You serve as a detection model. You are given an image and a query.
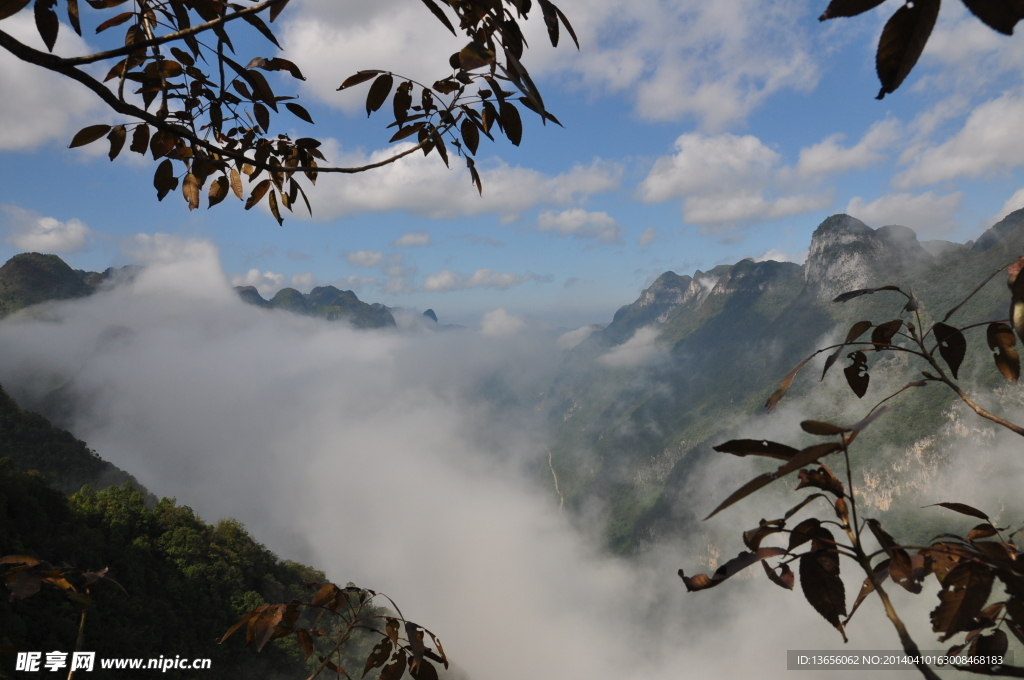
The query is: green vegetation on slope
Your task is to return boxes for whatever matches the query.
[0,384,146,497]
[239,285,397,328]
[0,253,91,319]
[0,462,319,679]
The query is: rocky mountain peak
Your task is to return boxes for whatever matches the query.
[805,214,932,300]
[633,271,692,312]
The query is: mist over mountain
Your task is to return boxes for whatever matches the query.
[546,210,1024,552]
[0,213,1022,679]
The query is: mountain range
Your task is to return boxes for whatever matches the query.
[545,210,1024,552]
[0,251,402,329]
[2,210,1023,557]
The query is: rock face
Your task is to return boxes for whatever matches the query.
[238,284,397,328]
[598,260,804,348]
[804,215,933,301]
[602,272,692,345]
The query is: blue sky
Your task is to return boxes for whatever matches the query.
[2,0,1024,326]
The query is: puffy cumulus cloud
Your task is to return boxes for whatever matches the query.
[306,141,621,221]
[637,227,657,247]
[291,272,317,290]
[280,0,816,130]
[895,92,1024,188]
[536,209,622,243]
[796,120,900,178]
[393,231,432,247]
[229,268,286,294]
[1,205,91,253]
[641,133,779,201]
[845,191,963,238]
[639,133,830,230]
[0,14,102,150]
[346,250,384,267]
[423,269,544,293]
[480,307,525,336]
[598,326,666,368]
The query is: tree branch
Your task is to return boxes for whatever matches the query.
[944,380,1024,436]
[0,27,428,176]
[61,0,286,66]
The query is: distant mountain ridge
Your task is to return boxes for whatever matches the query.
[0,252,398,329]
[547,209,1024,553]
[0,252,139,319]
[235,284,396,328]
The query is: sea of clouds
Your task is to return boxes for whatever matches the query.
[1,235,1020,679]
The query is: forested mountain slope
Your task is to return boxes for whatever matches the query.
[0,385,324,679]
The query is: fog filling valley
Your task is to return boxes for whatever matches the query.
[2,236,1023,679]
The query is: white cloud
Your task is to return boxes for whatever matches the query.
[637,227,657,247]
[639,133,830,230]
[609,0,818,128]
[992,188,1024,224]
[895,92,1024,188]
[119,234,232,301]
[480,308,525,336]
[423,269,543,292]
[230,268,286,294]
[598,326,665,368]
[681,192,830,226]
[641,133,779,201]
[537,209,622,243]
[796,120,900,178]
[347,250,384,267]
[307,141,621,221]
[2,205,91,253]
[845,191,963,238]
[0,14,103,150]
[281,0,817,131]
[393,231,432,247]
[914,2,1024,96]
